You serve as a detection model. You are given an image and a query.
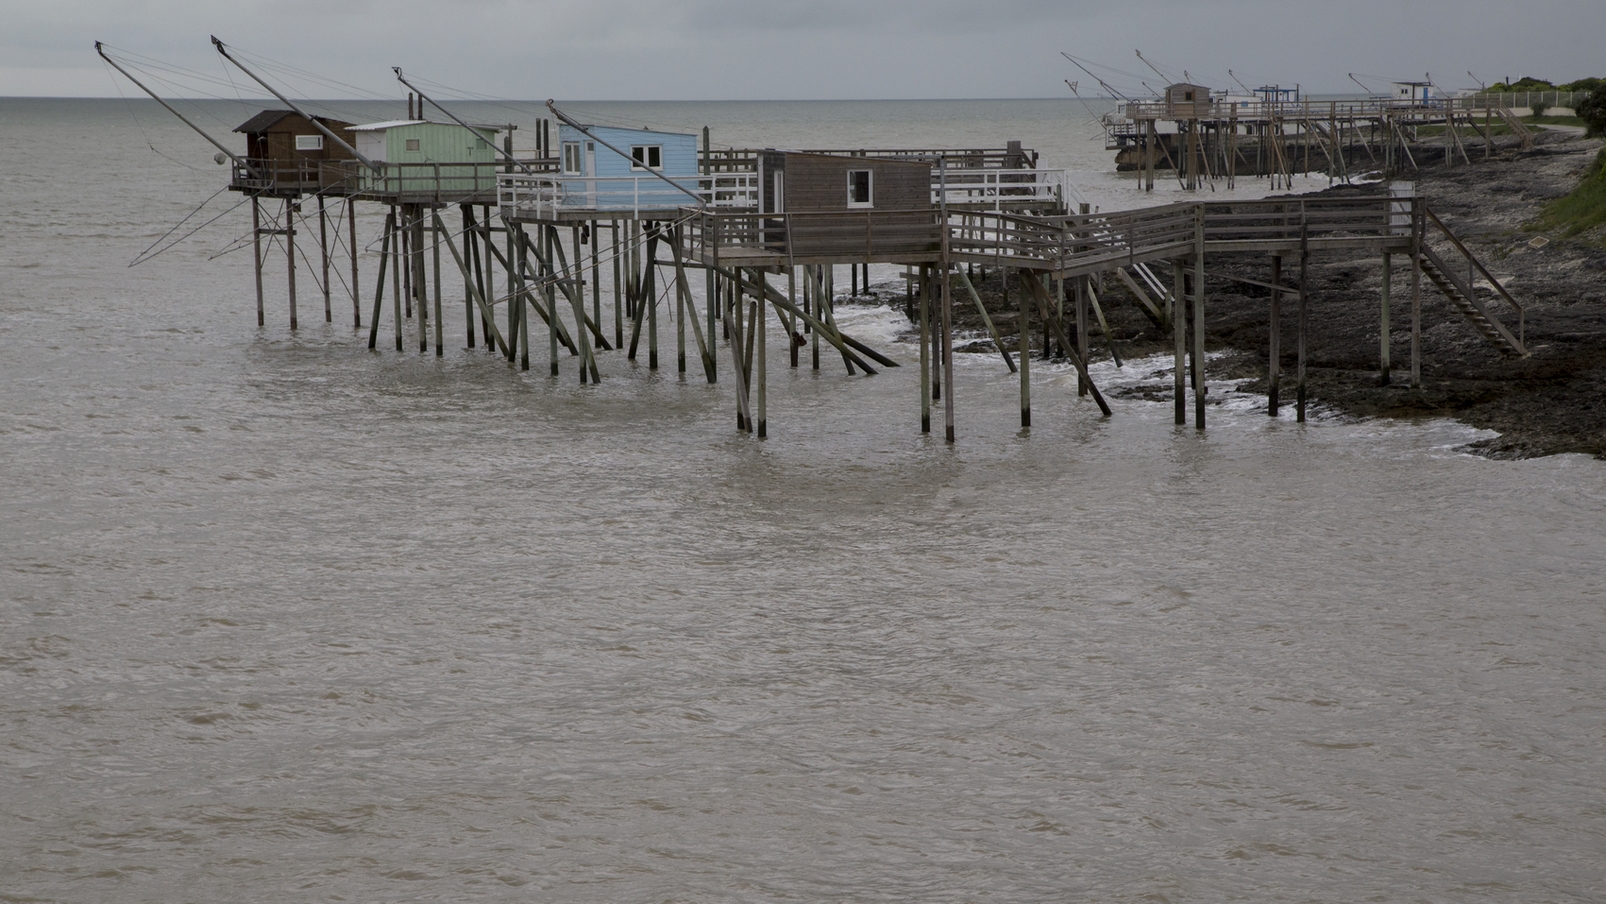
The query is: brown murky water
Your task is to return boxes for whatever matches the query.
[3,98,1604,902]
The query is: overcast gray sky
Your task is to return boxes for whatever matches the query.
[6,0,1600,100]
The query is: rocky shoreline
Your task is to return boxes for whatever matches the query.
[872,129,1606,459]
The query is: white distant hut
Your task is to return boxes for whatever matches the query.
[1392,81,1434,104]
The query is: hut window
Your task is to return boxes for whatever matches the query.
[631,145,662,171]
[1183,90,1194,102]
[405,138,421,152]
[295,134,323,151]
[563,141,582,174]
[847,169,873,208]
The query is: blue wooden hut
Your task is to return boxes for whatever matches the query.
[556,124,701,212]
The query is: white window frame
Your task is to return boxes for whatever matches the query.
[563,141,583,174]
[294,134,323,151]
[847,169,874,208]
[630,144,663,171]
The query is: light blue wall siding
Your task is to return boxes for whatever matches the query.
[556,124,700,210]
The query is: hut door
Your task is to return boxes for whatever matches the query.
[772,171,784,213]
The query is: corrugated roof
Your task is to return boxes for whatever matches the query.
[351,119,427,131]
[351,120,501,132]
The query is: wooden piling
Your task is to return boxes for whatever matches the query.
[461,206,476,347]
[1018,263,1030,428]
[647,230,659,371]
[1297,222,1309,422]
[1173,260,1186,426]
[347,199,360,329]
[416,211,428,354]
[756,270,767,437]
[614,221,625,349]
[920,266,931,433]
[1411,203,1422,388]
[432,213,442,357]
[318,195,331,323]
[1269,254,1281,415]
[251,196,264,327]
[390,207,402,352]
[1379,251,1391,385]
[1075,275,1089,395]
[1192,205,1206,430]
[286,202,298,331]
[367,211,390,349]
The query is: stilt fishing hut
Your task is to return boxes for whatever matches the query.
[231,109,357,195]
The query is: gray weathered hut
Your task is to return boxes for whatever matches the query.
[754,151,936,260]
[1163,83,1212,119]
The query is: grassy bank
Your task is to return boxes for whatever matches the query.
[1534,147,1606,244]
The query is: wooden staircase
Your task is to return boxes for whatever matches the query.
[1418,207,1526,357]
[1495,107,1536,149]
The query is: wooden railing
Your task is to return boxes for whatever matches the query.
[684,208,944,262]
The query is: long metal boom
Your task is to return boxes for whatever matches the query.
[95,41,261,179]
[210,36,379,173]
[544,100,703,205]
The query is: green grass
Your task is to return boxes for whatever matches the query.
[1416,115,1586,139]
[1534,148,1606,244]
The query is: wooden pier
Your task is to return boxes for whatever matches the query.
[101,40,1531,444]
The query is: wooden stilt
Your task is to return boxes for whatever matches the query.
[1173,260,1186,425]
[1297,221,1310,422]
[1075,275,1089,395]
[286,201,298,331]
[941,261,955,444]
[251,196,265,327]
[920,267,931,433]
[614,221,625,349]
[416,212,428,354]
[788,267,799,368]
[391,206,402,352]
[431,211,508,356]
[1411,204,1422,388]
[461,206,476,348]
[1269,254,1281,415]
[1379,251,1391,385]
[347,199,360,329]
[482,205,495,350]
[647,229,659,371]
[432,212,442,357]
[368,211,391,349]
[1018,264,1030,427]
[590,224,601,354]
[810,265,820,370]
[319,195,331,323]
[756,270,767,438]
[1193,210,1206,430]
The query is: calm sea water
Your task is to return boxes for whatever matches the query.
[2,97,1604,903]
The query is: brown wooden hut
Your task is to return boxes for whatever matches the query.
[755,151,936,260]
[232,109,357,194]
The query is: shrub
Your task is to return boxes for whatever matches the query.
[1580,85,1606,138]
[1530,98,1550,117]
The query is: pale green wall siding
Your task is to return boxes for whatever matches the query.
[359,123,499,194]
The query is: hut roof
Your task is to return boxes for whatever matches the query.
[233,109,353,134]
